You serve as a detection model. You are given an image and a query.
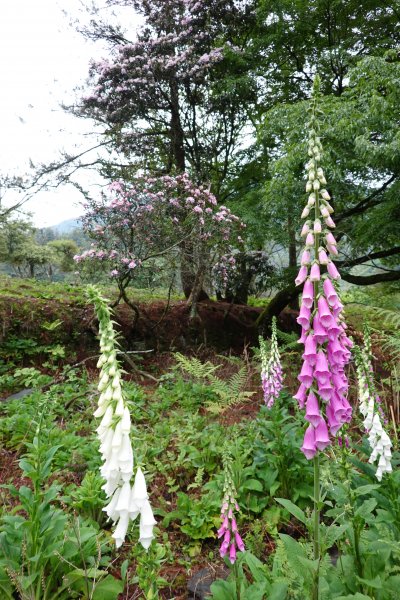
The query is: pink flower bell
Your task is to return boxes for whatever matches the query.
[301,222,310,237]
[294,383,307,408]
[301,249,311,266]
[298,360,314,388]
[326,232,337,246]
[297,304,311,329]
[314,350,330,385]
[235,532,245,552]
[315,418,330,450]
[305,392,321,427]
[318,248,329,264]
[310,263,320,282]
[302,279,314,309]
[295,265,308,286]
[312,314,328,344]
[324,216,336,228]
[323,278,338,306]
[229,543,237,564]
[326,403,342,435]
[327,261,340,280]
[301,425,317,460]
[313,219,322,233]
[305,232,315,246]
[317,296,333,328]
[318,380,333,401]
[303,333,318,365]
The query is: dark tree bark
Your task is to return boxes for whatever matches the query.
[256,282,302,332]
[341,271,400,285]
[169,78,186,173]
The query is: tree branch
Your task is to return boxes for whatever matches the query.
[335,246,400,269]
[341,270,400,285]
[335,175,396,223]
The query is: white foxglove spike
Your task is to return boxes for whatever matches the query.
[87,286,155,550]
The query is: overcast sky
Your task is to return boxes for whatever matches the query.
[0,0,139,228]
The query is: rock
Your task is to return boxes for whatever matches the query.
[188,567,229,600]
[3,388,35,402]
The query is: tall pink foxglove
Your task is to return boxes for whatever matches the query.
[294,86,353,459]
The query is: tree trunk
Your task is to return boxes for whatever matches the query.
[169,78,209,302]
[170,78,185,173]
[188,259,208,319]
[256,283,302,333]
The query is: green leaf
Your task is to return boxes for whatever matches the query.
[355,498,377,520]
[356,575,382,590]
[323,523,349,548]
[269,581,289,600]
[354,484,380,496]
[92,575,124,600]
[335,594,373,600]
[275,498,308,525]
[242,582,269,600]
[243,479,263,492]
[120,559,129,581]
[210,579,238,600]
[240,552,268,582]
[21,572,38,590]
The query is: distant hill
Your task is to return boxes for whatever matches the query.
[51,218,82,233]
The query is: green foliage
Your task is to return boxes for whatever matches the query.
[0,427,121,599]
[210,551,288,600]
[174,352,254,413]
[126,542,170,599]
[162,491,220,542]
[66,472,107,525]
[253,400,313,504]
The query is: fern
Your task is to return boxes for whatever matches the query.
[275,328,299,351]
[371,307,400,329]
[174,352,220,379]
[187,467,204,490]
[381,330,400,362]
[174,353,254,414]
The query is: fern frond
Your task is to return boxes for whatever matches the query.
[174,352,220,379]
[371,307,400,329]
[174,353,254,414]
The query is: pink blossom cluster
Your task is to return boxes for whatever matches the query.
[217,450,245,564]
[294,124,353,460]
[82,1,234,114]
[74,173,244,284]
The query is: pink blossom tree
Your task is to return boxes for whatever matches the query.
[76,0,256,297]
[74,173,244,318]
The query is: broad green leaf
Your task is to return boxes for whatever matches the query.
[92,575,124,600]
[243,479,263,492]
[275,498,308,525]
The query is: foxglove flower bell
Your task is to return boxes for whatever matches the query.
[294,112,352,459]
[87,286,156,548]
[259,317,283,408]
